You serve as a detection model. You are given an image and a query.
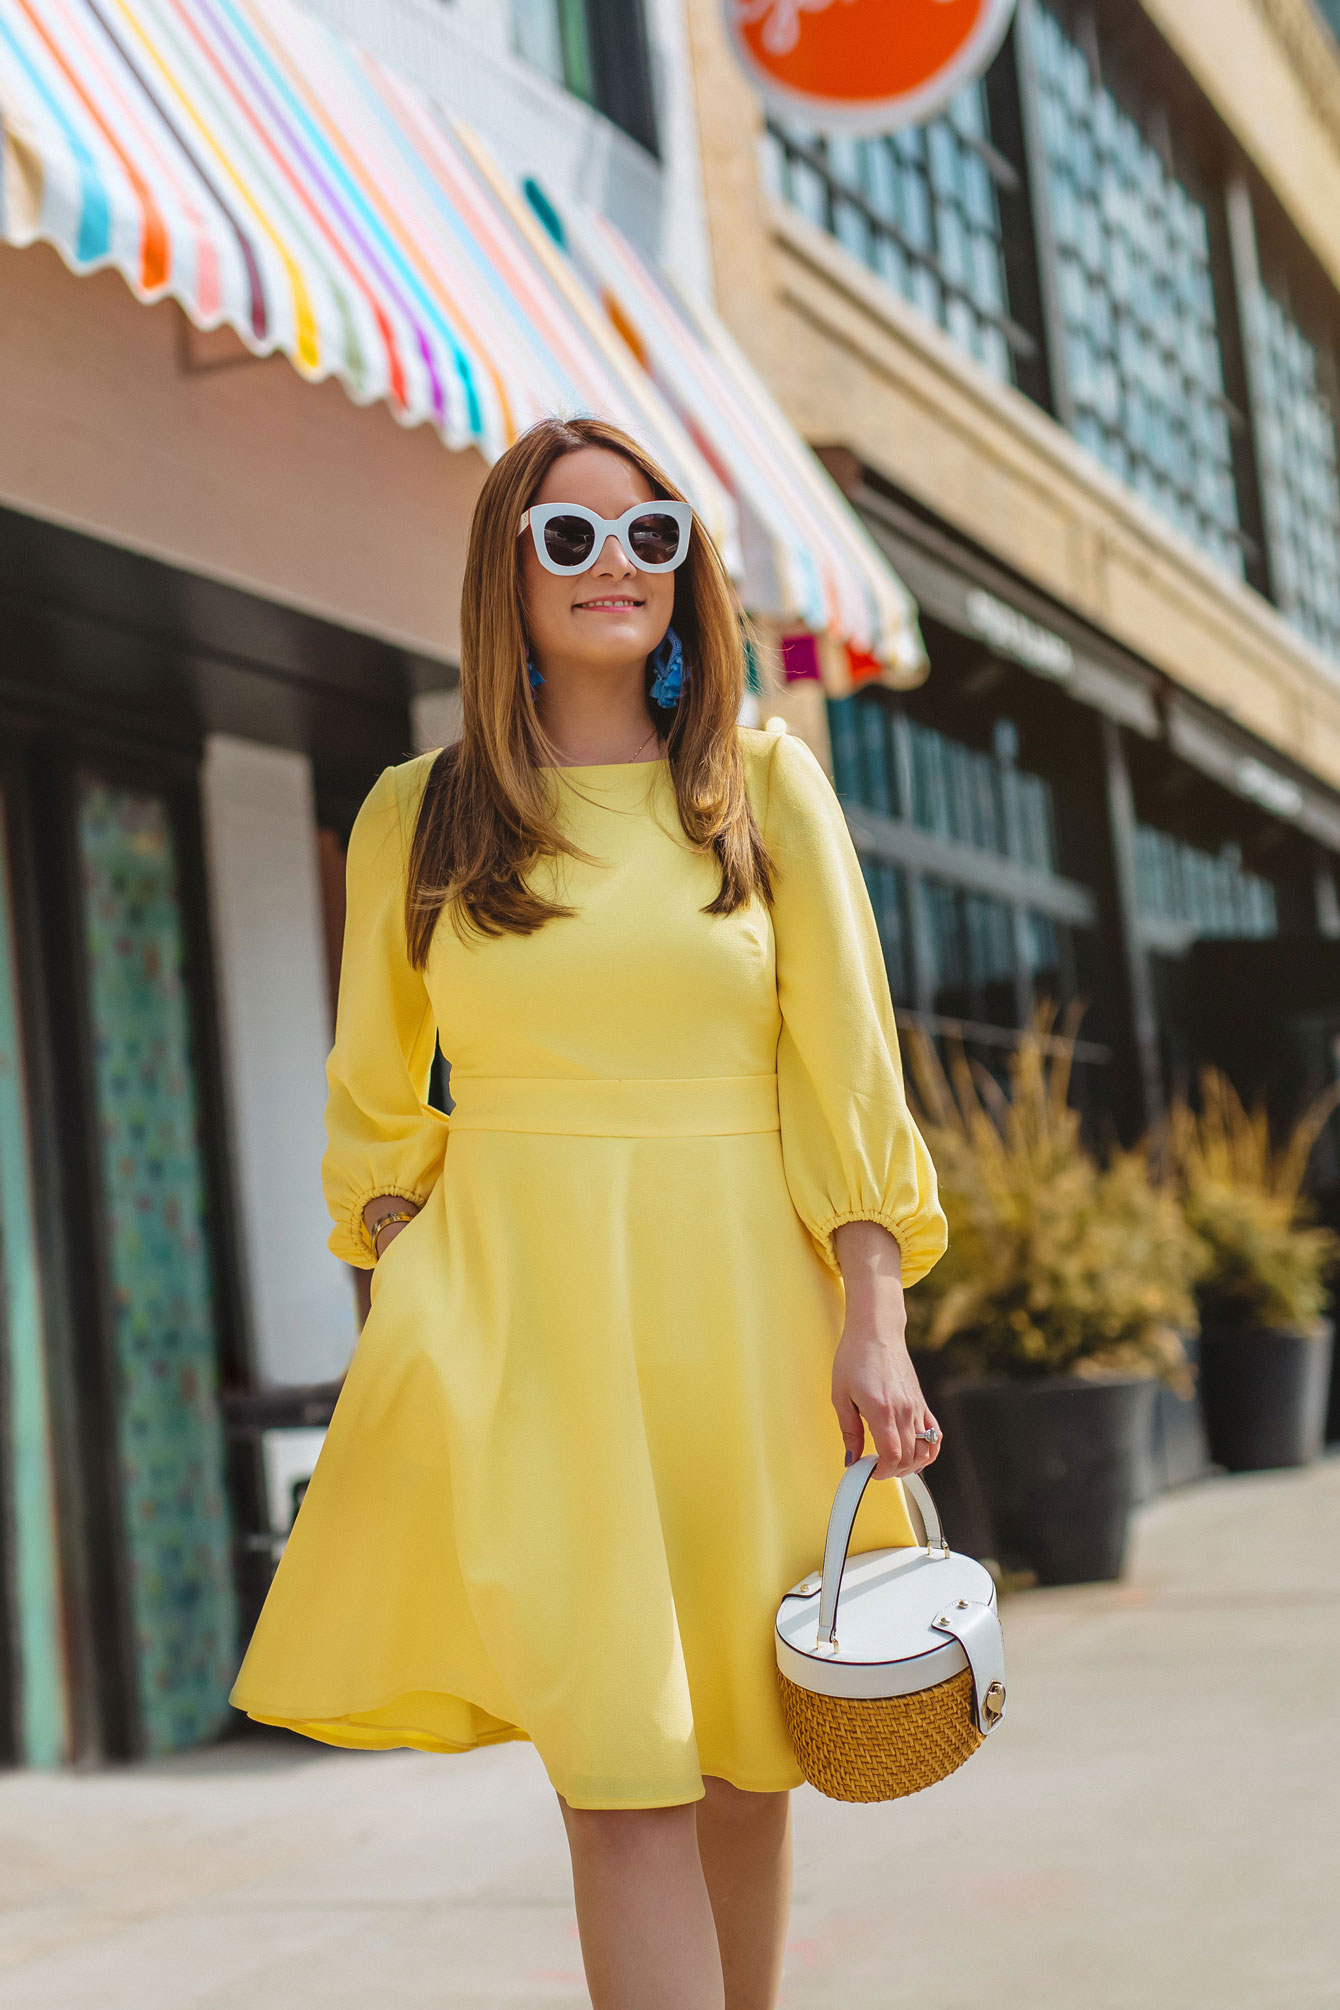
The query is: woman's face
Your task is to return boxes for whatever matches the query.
[520,447,677,677]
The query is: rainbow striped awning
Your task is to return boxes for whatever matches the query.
[0,0,735,537]
[0,0,923,673]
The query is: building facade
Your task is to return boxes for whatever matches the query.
[688,0,1340,1150]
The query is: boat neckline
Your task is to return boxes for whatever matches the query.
[540,756,669,774]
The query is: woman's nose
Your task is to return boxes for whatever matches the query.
[591,534,635,576]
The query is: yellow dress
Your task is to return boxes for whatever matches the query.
[230,728,946,1808]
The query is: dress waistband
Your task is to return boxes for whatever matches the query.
[447,1073,780,1138]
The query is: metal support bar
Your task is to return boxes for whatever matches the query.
[1224,174,1279,607]
[1013,0,1076,431]
[895,1006,1112,1067]
[1098,716,1163,1132]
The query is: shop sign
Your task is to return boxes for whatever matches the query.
[727,0,1019,134]
[964,587,1075,682]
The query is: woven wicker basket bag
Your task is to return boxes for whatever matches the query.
[775,1454,1006,1803]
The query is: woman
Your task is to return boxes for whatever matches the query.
[231,416,947,2010]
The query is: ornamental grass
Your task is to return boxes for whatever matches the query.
[1165,1070,1339,1336]
[905,1013,1200,1387]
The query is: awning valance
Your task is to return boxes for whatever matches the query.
[0,0,922,674]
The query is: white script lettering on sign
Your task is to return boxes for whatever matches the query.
[726,0,1018,134]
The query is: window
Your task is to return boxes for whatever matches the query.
[1029,6,1244,577]
[829,697,1061,874]
[513,0,592,98]
[922,880,1019,1022]
[764,83,1026,386]
[1248,280,1340,664]
[860,857,914,1004]
[829,694,1089,1033]
[512,0,658,155]
[1133,824,1277,939]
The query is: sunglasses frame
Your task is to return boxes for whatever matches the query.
[518,500,694,576]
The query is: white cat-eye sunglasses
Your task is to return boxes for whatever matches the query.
[518,501,694,576]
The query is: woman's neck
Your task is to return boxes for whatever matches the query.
[534,664,663,767]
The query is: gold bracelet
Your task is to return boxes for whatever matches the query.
[367,1209,416,1257]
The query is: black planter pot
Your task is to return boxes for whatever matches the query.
[1197,1323,1334,1472]
[951,1375,1158,1586]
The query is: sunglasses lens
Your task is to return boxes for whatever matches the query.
[629,513,684,566]
[542,515,596,568]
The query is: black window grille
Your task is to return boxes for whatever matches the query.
[763,83,1031,387]
[1030,5,1245,576]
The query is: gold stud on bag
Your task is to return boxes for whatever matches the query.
[775,1455,1006,1802]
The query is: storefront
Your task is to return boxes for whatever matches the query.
[818,464,1340,1159]
[0,0,925,1762]
[0,506,423,1766]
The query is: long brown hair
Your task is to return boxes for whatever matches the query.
[405,417,773,965]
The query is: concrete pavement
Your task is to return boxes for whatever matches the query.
[3,1459,1337,2010]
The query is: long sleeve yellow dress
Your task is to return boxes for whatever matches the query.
[229,727,946,1808]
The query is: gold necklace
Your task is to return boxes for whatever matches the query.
[550,721,660,768]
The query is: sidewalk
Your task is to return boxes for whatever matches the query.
[2,1460,1337,2010]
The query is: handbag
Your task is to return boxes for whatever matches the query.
[775,1453,1006,1802]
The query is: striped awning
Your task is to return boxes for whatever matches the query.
[0,0,922,673]
[568,206,926,685]
[0,0,736,547]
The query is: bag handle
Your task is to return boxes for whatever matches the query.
[816,1454,949,1647]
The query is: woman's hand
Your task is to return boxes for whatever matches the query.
[363,1197,420,1259]
[831,1219,940,1481]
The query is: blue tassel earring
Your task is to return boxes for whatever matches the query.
[527,649,543,695]
[649,627,685,709]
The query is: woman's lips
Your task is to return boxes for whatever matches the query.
[574,596,644,611]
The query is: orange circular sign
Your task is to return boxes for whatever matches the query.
[727,0,1017,132]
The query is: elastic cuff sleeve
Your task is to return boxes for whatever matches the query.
[812,1209,913,1278]
[329,1185,433,1270]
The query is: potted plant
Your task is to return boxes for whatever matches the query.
[1168,1073,1337,1472]
[904,1023,1202,1585]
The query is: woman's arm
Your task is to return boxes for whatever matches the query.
[322,762,449,1268]
[762,733,948,1288]
[832,1219,941,1481]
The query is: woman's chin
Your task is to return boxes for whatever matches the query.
[565,627,661,667]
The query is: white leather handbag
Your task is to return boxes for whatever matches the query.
[775,1453,1006,1801]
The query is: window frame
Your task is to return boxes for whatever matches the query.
[764,63,1038,392]
[513,0,659,158]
